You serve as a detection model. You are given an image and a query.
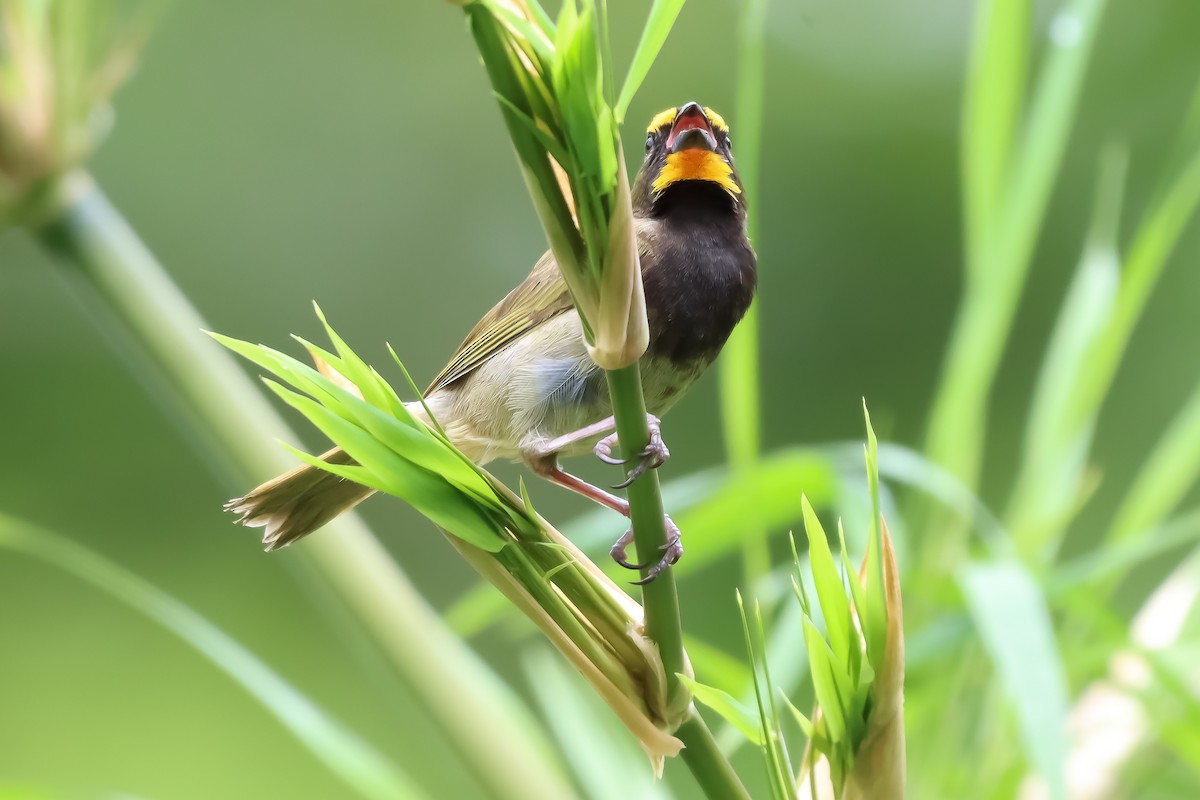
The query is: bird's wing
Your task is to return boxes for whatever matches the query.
[425,250,575,394]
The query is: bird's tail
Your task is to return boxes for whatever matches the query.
[226,446,374,549]
[228,401,434,549]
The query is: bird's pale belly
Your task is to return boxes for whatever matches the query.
[424,310,707,464]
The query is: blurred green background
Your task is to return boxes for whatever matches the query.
[2,0,1199,797]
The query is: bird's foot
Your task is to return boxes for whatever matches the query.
[594,414,669,490]
[610,515,684,585]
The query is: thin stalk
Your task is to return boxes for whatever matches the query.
[33,171,573,800]
[605,364,685,686]
[676,709,754,800]
[719,0,770,588]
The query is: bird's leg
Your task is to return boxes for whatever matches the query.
[525,451,629,516]
[607,517,683,585]
[593,414,670,489]
[523,413,682,584]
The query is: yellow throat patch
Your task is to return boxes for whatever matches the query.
[652,149,741,197]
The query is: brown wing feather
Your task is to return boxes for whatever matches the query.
[425,251,574,394]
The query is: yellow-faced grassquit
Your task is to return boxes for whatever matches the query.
[229,102,757,582]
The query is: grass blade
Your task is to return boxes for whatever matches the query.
[1007,146,1125,552]
[524,648,667,800]
[1109,381,1200,544]
[677,675,765,746]
[613,0,686,120]
[0,516,426,800]
[960,560,1069,799]
[961,0,1031,275]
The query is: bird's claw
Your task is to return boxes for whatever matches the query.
[610,515,684,585]
[594,416,669,489]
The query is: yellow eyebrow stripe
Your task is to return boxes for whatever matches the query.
[646,106,730,133]
[647,107,677,132]
[703,107,728,131]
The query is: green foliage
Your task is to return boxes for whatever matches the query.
[465,0,678,367]
[959,561,1069,798]
[925,0,1108,514]
[215,308,694,766]
[0,515,426,800]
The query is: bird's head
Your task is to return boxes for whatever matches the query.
[631,102,744,217]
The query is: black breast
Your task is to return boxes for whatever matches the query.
[639,185,758,365]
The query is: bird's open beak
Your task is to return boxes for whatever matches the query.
[666,102,717,154]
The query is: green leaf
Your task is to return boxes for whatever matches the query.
[524,648,668,800]
[800,496,854,677]
[801,615,847,745]
[677,674,765,746]
[1007,147,1125,551]
[737,591,796,800]
[861,404,889,672]
[614,0,687,121]
[961,0,1031,274]
[0,517,426,800]
[960,560,1068,799]
[266,383,506,552]
[1109,380,1200,544]
[1053,506,1200,592]
[683,635,754,696]
[781,693,815,739]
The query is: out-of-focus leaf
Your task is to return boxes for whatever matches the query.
[614,0,687,120]
[677,675,765,746]
[524,647,666,800]
[961,0,1031,273]
[960,560,1068,799]
[684,634,754,696]
[1007,147,1124,553]
[0,517,426,800]
[1053,506,1200,592]
[1109,381,1200,544]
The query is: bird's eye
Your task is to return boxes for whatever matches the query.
[645,135,653,151]
[726,136,733,149]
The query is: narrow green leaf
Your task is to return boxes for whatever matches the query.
[524,648,667,800]
[1109,380,1200,544]
[0,518,426,800]
[266,383,506,552]
[737,590,792,799]
[781,693,815,739]
[961,0,1031,273]
[677,674,765,746]
[801,616,847,744]
[614,0,687,120]
[960,560,1068,799]
[800,496,854,673]
[1008,147,1125,551]
[683,634,755,694]
[1054,506,1200,591]
[837,520,871,670]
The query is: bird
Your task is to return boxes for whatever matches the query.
[228,102,757,583]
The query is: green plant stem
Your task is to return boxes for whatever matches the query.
[677,708,753,800]
[33,170,573,800]
[720,0,770,589]
[604,366,748,795]
[605,365,685,685]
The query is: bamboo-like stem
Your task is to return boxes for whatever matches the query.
[604,365,685,688]
[720,0,770,588]
[676,709,753,800]
[33,171,573,800]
